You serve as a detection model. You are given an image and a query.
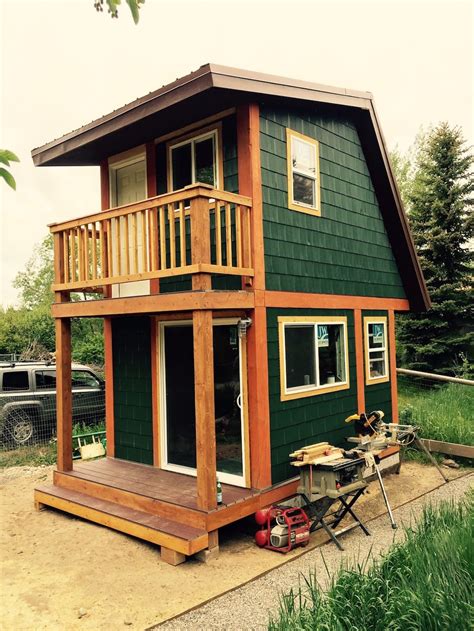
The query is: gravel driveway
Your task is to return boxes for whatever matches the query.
[157,473,473,631]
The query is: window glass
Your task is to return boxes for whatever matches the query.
[36,370,56,390]
[71,371,100,389]
[293,173,315,207]
[292,138,316,174]
[172,143,192,190]
[195,137,215,185]
[284,325,316,389]
[2,371,29,391]
[366,320,388,381]
[283,320,347,395]
[318,324,346,385]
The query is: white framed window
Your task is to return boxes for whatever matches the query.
[168,127,220,191]
[364,317,389,384]
[286,129,321,215]
[278,316,349,401]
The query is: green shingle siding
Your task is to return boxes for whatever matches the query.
[363,310,393,422]
[260,105,406,299]
[112,316,153,465]
[267,308,360,484]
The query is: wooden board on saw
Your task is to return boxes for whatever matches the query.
[289,442,344,467]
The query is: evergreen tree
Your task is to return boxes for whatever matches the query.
[395,123,474,375]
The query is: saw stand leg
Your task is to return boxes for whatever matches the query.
[374,464,397,529]
[415,438,449,483]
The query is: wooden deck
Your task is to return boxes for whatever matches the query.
[35,457,299,564]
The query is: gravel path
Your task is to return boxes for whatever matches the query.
[157,473,473,631]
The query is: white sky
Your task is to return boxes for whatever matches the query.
[1,0,472,306]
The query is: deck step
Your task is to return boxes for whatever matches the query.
[35,484,208,556]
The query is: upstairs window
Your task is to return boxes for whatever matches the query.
[286,129,321,215]
[279,317,349,400]
[364,317,389,384]
[168,129,219,191]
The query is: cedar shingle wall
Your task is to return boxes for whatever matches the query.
[260,105,406,298]
[112,316,153,465]
[267,308,359,484]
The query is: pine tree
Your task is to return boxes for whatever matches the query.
[396,123,474,376]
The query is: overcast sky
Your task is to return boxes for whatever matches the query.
[1,0,472,306]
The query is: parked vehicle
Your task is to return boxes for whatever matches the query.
[0,362,105,447]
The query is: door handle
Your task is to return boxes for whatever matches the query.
[236,393,242,409]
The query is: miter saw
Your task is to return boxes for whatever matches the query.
[345,410,448,528]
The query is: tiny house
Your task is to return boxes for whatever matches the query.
[33,65,429,565]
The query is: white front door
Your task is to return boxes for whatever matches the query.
[110,157,150,298]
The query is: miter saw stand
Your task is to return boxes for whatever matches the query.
[345,410,449,530]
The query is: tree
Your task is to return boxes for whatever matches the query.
[94,0,145,23]
[395,123,474,375]
[0,149,19,190]
[13,235,55,309]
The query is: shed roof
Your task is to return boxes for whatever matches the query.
[31,64,430,310]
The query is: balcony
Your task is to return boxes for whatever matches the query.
[50,184,254,296]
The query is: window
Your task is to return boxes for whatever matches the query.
[168,128,220,191]
[279,317,349,400]
[35,370,56,390]
[364,317,389,384]
[71,371,100,389]
[2,371,29,391]
[286,129,321,215]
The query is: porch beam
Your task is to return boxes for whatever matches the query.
[193,310,217,511]
[55,317,73,471]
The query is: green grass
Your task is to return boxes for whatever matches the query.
[0,421,106,468]
[269,491,474,631]
[398,381,474,446]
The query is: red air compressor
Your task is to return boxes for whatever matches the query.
[254,505,310,553]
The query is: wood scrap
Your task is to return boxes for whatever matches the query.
[290,442,344,467]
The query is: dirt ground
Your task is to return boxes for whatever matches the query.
[0,461,469,631]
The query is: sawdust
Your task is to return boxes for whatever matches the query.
[0,461,469,631]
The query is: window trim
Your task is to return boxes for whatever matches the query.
[364,316,390,385]
[166,123,224,192]
[286,128,321,216]
[278,316,350,401]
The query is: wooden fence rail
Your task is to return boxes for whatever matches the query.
[50,184,253,293]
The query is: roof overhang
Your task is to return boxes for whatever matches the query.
[31,64,430,311]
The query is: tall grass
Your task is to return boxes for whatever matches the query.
[398,382,474,446]
[269,491,474,631]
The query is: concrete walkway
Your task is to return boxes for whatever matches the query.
[157,473,473,630]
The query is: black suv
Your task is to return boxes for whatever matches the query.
[0,362,105,447]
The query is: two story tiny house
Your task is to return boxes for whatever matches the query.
[33,65,429,565]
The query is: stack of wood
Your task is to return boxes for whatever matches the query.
[290,442,344,467]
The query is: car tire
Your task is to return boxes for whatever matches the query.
[5,410,35,447]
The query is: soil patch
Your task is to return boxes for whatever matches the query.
[0,461,469,630]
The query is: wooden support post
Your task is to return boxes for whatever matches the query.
[196,529,219,562]
[104,317,115,458]
[56,317,72,472]
[193,310,217,511]
[191,195,212,291]
[160,547,186,566]
[354,309,366,414]
[388,310,399,423]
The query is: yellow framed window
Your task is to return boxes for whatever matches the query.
[364,317,389,384]
[286,129,321,215]
[278,316,349,401]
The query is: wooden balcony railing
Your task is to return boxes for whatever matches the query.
[49,184,253,293]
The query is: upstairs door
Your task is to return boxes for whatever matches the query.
[110,156,150,298]
[159,320,249,487]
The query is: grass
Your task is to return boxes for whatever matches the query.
[0,420,106,468]
[398,381,474,446]
[269,491,474,631]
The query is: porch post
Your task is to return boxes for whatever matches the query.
[103,317,115,458]
[193,309,217,511]
[56,317,72,471]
